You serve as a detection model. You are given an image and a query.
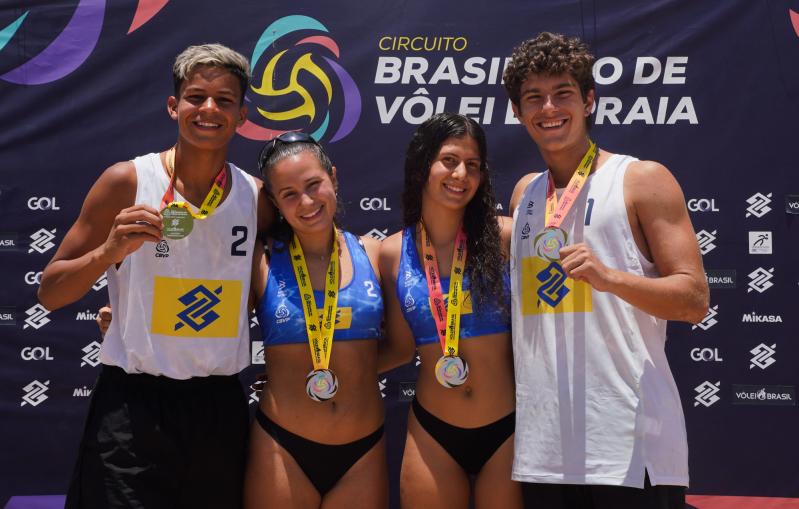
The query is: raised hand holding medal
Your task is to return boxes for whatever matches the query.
[288,229,341,402]
[420,223,470,388]
[534,140,597,261]
[159,146,227,240]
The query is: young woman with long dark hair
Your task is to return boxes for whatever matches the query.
[378,113,522,509]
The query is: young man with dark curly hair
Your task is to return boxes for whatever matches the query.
[505,32,709,508]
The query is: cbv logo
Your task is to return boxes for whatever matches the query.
[175,285,222,331]
[536,262,570,307]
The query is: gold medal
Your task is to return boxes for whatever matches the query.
[160,205,194,240]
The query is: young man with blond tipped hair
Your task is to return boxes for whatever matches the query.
[40,44,271,508]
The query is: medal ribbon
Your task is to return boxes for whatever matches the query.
[288,230,339,371]
[544,140,597,227]
[160,147,228,217]
[420,223,468,357]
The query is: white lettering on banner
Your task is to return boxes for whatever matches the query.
[632,56,688,84]
[593,97,698,125]
[73,386,91,397]
[742,312,782,323]
[24,271,43,285]
[360,198,391,211]
[21,346,54,361]
[76,309,98,321]
[594,57,623,85]
[375,55,504,85]
[688,199,719,212]
[27,197,60,210]
[373,48,698,126]
[690,348,723,362]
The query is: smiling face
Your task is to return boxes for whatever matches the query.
[167,65,246,151]
[512,72,594,153]
[268,150,337,237]
[422,135,483,213]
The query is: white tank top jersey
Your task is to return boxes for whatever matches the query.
[100,152,258,379]
[509,154,689,488]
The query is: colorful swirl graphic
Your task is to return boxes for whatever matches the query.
[434,355,469,388]
[239,15,361,142]
[306,369,339,402]
[533,227,568,263]
[0,0,167,85]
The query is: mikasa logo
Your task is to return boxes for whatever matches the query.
[742,312,782,323]
[76,310,98,321]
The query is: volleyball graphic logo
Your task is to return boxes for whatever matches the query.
[239,15,361,143]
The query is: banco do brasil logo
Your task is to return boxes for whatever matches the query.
[176,284,222,332]
[238,15,361,142]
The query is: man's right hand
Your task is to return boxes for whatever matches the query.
[101,205,163,264]
[96,305,112,338]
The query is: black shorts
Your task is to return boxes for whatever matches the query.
[65,365,249,509]
[521,472,685,509]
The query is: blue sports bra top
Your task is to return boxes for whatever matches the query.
[396,226,510,346]
[257,231,383,346]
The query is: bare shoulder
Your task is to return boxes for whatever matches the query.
[377,230,403,273]
[84,160,138,211]
[98,160,137,191]
[625,160,686,206]
[358,234,382,260]
[509,171,542,214]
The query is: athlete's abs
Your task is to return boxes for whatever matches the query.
[259,341,384,443]
[415,332,515,427]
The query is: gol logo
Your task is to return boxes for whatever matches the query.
[239,15,361,143]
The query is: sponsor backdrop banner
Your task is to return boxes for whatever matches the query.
[1,1,798,507]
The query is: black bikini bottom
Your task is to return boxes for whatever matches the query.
[412,397,515,475]
[255,407,383,496]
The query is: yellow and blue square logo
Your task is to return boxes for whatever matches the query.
[318,307,353,329]
[520,257,592,314]
[151,277,242,337]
